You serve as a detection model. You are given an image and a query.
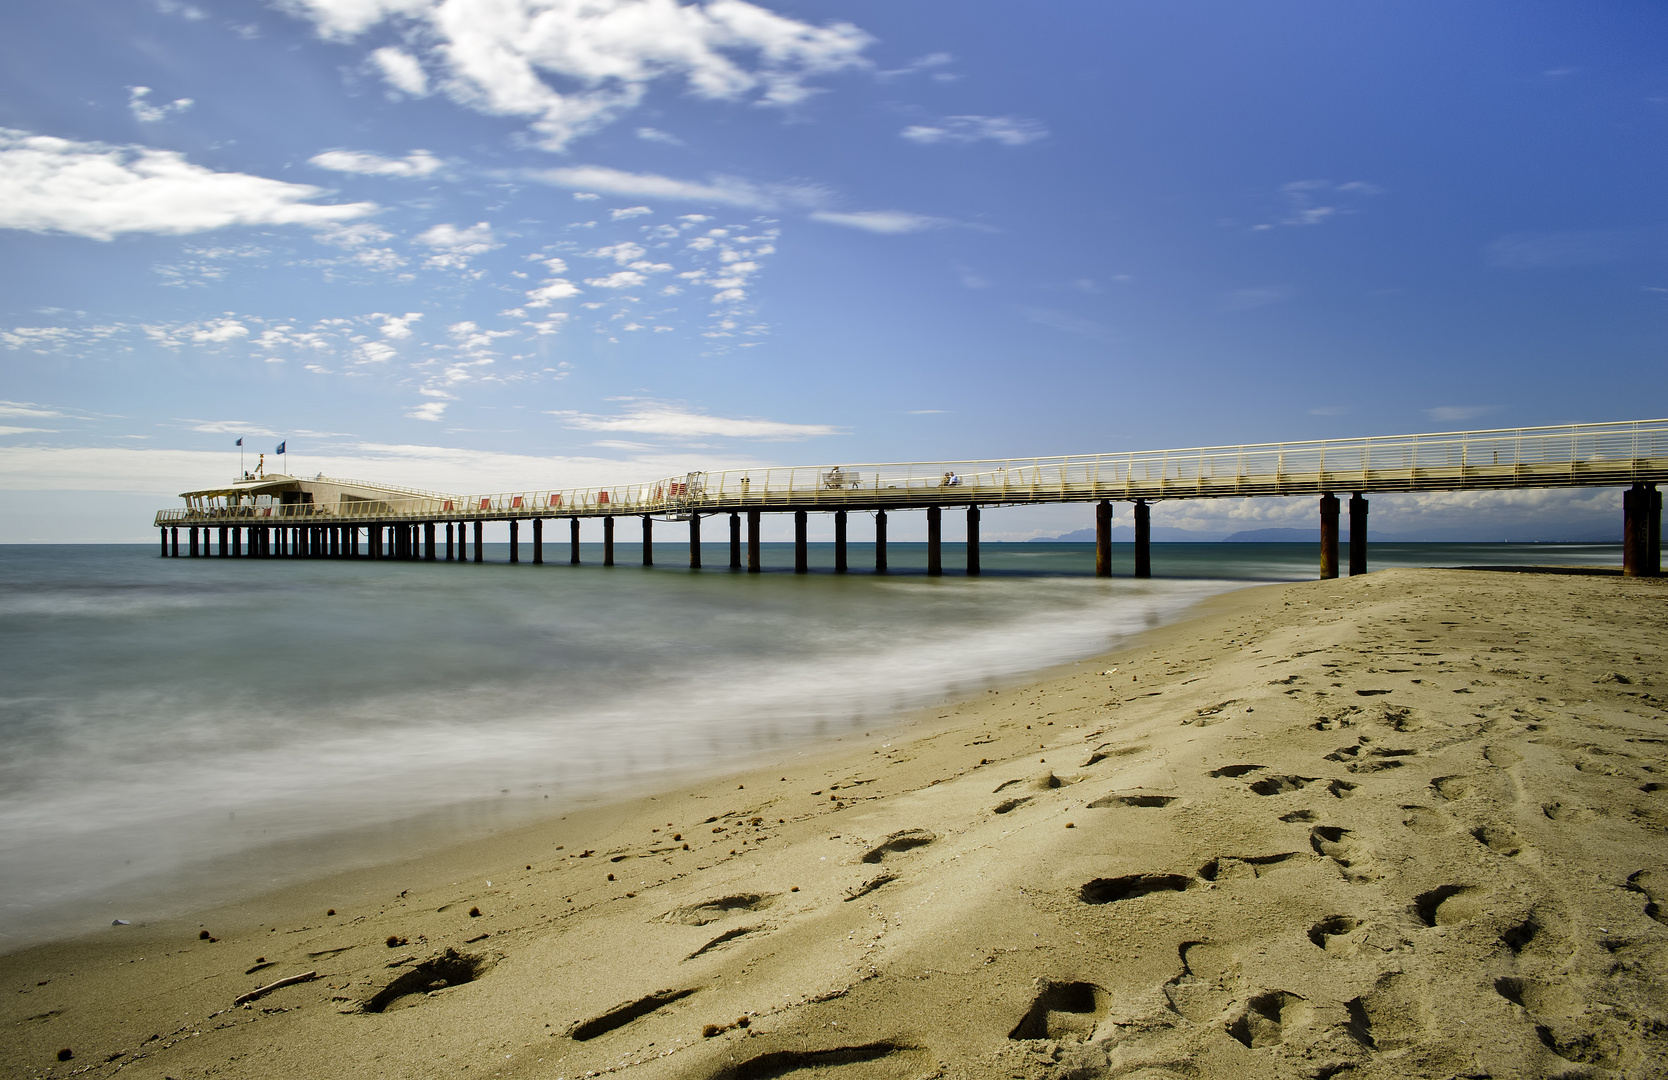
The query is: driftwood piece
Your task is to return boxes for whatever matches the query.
[234,970,317,1007]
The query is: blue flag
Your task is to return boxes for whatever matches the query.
[235,437,243,446]
[276,441,285,454]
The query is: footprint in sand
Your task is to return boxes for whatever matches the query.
[992,797,1032,815]
[664,893,777,926]
[1495,976,1629,1070]
[1209,764,1265,778]
[1471,823,1523,856]
[859,829,936,864]
[1078,873,1195,905]
[1227,991,1312,1049]
[704,1041,932,1080]
[1430,775,1476,801]
[1401,805,1450,835]
[1347,972,1433,1052]
[1307,915,1362,952]
[1247,774,1321,796]
[1411,885,1491,926]
[1087,793,1177,809]
[1310,827,1373,880]
[1279,809,1319,823]
[566,987,699,1040]
[1198,853,1300,881]
[1008,980,1110,1042]
[1625,869,1666,924]
[360,949,494,1013]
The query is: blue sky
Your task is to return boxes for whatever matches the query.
[1,0,1664,541]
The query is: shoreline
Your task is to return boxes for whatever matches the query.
[5,568,1666,1078]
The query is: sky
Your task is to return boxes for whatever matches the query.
[1,0,1664,542]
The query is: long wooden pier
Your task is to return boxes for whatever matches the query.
[154,418,1668,578]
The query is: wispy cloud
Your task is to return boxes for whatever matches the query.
[531,164,826,211]
[1016,306,1116,342]
[900,115,1046,146]
[127,86,193,123]
[370,46,429,96]
[1486,230,1634,269]
[809,210,947,234]
[310,149,443,178]
[0,128,376,241]
[550,401,840,440]
[635,127,685,146]
[1252,180,1383,230]
[1218,286,1296,312]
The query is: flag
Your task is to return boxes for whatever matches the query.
[276,441,285,454]
[235,438,243,446]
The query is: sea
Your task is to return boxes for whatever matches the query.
[0,540,1622,951]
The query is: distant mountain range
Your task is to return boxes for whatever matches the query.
[1032,525,1621,543]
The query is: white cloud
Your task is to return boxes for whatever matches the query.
[370,45,430,96]
[1424,405,1498,423]
[900,115,1045,146]
[190,318,249,343]
[0,129,377,241]
[379,312,423,338]
[127,86,194,123]
[1258,180,1384,229]
[281,0,873,150]
[635,126,684,145]
[0,400,68,419]
[525,279,581,305]
[877,52,954,80]
[572,191,601,201]
[552,402,839,440]
[808,209,946,234]
[0,426,55,436]
[611,205,652,220]
[407,401,449,421]
[314,221,394,248]
[534,165,829,215]
[414,221,500,268]
[1219,286,1296,312]
[584,270,647,289]
[310,148,443,177]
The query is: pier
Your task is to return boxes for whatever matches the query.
[156,419,1668,578]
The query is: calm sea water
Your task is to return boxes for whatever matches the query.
[0,541,1621,949]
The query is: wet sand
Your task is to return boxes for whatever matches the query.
[4,567,1667,1079]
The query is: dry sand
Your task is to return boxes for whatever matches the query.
[5,567,1668,1080]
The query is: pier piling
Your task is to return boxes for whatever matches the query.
[967,504,981,576]
[747,510,760,573]
[794,510,808,573]
[1349,493,1368,576]
[190,526,199,557]
[473,520,483,563]
[570,517,580,564]
[509,519,520,563]
[533,518,543,564]
[642,514,653,566]
[1320,493,1340,579]
[1134,500,1151,578]
[445,523,453,561]
[1623,483,1661,577]
[875,509,888,572]
[834,510,847,573]
[927,505,942,576]
[729,512,741,569]
[689,513,701,569]
[425,523,436,561]
[603,516,614,566]
[1095,499,1111,578]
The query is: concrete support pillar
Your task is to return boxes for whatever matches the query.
[875,509,888,572]
[1095,500,1112,578]
[473,520,483,563]
[966,504,981,576]
[1134,500,1151,579]
[834,510,848,573]
[331,527,340,558]
[425,522,436,561]
[603,516,615,566]
[367,527,377,560]
[1348,493,1368,576]
[231,526,242,558]
[533,518,543,564]
[570,518,581,565]
[642,514,653,567]
[926,505,942,577]
[445,522,454,561]
[1320,493,1340,580]
[689,513,702,569]
[747,510,761,573]
[190,527,200,557]
[729,513,742,569]
[160,528,168,557]
[794,509,808,573]
[509,519,520,563]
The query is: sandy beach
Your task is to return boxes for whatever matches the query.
[5,566,1666,1080]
